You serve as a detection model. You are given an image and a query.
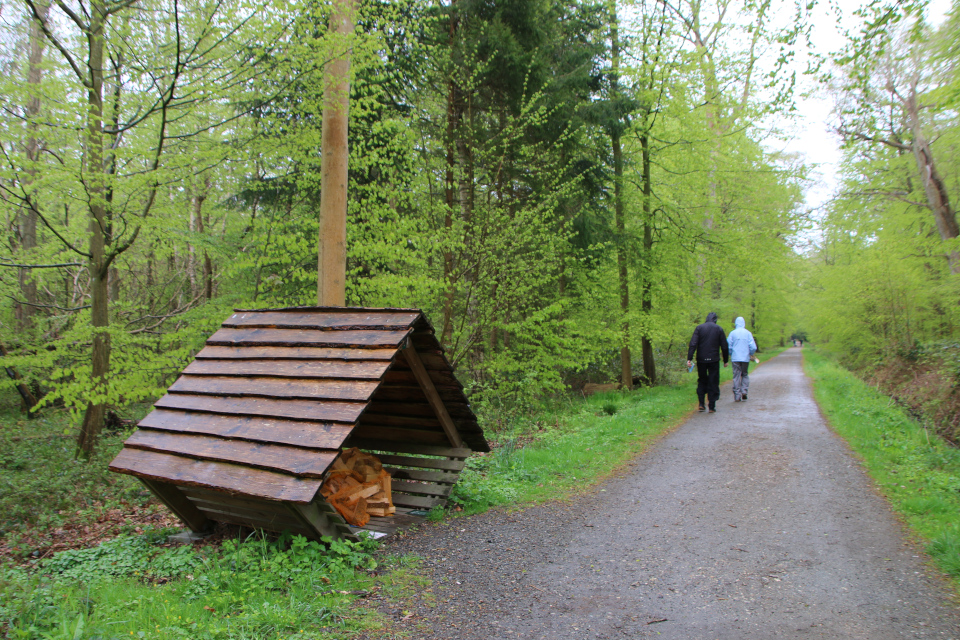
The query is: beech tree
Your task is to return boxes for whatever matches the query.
[832,9,960,273]
[4,0,291,456]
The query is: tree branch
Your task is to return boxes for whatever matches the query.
[4,295,90,312]
[23,0,90,86]
[0,260,84,268]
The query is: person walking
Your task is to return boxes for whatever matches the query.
[687,312,729,413]
[727,316,758,402]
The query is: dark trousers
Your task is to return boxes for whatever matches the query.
[696,361,721,409]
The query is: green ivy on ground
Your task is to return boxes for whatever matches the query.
[803,349,960,583]
[0,532,384,640]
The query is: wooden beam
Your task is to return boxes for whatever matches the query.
[287,500,357,541]
[140,478,210,533]
[400,346,463,448]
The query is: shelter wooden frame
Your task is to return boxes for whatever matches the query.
[109,307,488,541]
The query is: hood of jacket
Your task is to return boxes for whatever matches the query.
[735,316,745,329]
[705,312,718,324]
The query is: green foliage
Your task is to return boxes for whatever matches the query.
[0,532,381,639]
[41,532,197,582]
[0,394,143,537]
[804,349,960,583]
[803,5,960,365]
[0,0,808,456]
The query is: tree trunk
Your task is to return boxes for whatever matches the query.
[196,178,213,300]
[639,127,656,386]
[317,0,356,307]
[440,2,460,349]
[76,3,108,460]
[905,89,960,273]
[610,0,631,390]
[188,195,198,297]
[16,0,50,332]
[0,342,38,414]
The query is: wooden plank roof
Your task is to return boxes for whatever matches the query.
[110,307,488,505]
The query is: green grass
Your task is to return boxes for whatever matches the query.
[0,531,384,639]
[803,349,960,584]
[447,346,787,515]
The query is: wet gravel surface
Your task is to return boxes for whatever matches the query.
[369,349,960,639]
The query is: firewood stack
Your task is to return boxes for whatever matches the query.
[320,447,395,527]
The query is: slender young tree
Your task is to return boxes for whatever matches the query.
[608,0,632,390]
[14,0,49,333]
[15,0,285,457]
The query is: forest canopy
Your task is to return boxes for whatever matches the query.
[10,0,943,456]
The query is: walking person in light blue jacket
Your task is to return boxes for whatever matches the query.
[727,317,758,402]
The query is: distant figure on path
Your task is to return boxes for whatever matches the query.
[727,316,758,402]
[687,312,729,413]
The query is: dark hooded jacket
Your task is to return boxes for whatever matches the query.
[687,312,729,364]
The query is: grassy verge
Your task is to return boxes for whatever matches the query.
[803,349,960,583]
[446,346,787,515]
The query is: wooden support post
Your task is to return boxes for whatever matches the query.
[141,479,210,533]
[317,0,357,307]
[288,499,359,542]
[401,346,463,448]
[287,502,339,540]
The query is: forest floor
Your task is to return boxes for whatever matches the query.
[361,348,960,640]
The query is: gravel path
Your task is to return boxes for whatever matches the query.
[371,348,960,639]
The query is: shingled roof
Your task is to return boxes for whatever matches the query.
[109,307,487,540]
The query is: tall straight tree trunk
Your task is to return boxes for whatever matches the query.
[609,0,631,390]
[639,126,656,386]
[317,0,356,306]
[76,3,108,458]
[440,1,460,349]
[16,0,50,332]
[192,178,213,300]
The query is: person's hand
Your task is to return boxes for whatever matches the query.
[723,362,729,368]
[686,360,692,369]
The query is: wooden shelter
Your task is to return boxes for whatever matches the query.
[109,307,488,541]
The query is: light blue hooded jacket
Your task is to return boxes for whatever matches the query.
[727,317,757,363]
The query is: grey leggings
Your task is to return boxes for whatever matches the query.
[732,361,750,399]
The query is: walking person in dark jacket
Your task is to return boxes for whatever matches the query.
[687,312,729,413]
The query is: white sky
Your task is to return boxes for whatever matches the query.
[778,0,953,219]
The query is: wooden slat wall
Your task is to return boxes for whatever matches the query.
[344,436,471,511]
[110,306,488,541]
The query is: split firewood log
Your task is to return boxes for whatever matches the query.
[320,448,394,526]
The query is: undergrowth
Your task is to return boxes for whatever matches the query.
[803,349,960,584]
[0,395,147,539]
[0,531,383,639]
